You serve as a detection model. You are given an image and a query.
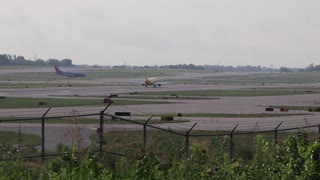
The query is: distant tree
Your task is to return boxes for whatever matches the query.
[159,64,204,70]
[61,59,72,66]
[12,56,27,65]
[0,54,9,65]
[47,59,61,66]
[315,64,320,71]
[0,53,75,66]
[7,54,12,61]
[280,67,292,73]
[34,59,46,66]
[305,63,315,71]
[17,56,25,61]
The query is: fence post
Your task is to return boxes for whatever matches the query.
[229,124,238,163]
[18,124,21,152]
[143,115,153,152]
[41,107,51,163]
[185,123,197,158]
[274,121,283,145]
[99,103,112,160]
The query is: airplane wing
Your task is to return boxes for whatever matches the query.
[155,82,169,86]
[127,80,145,85]
[127,80,170,87]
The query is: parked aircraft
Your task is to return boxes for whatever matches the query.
[141,70,168,87]
[54,65,85,77]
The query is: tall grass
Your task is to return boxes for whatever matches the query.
[1,131,320,179]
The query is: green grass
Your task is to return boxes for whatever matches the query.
[0,97,171,109]
[142,113,312,118]
[0,131,41,145]
[184,71,320,85]
[271,105,319,111]
[256,87,320,91]
[116,95,219,100]
[0,97,101,108]
[105,118,189,124]
[90,130,320,163]
[0,83,109,89]
[0,68,176,81]
[51,94,220,100]
[85,68,175,78]
[91,130,319,154]
[1,72,63,81]
[0,118,99,124]
[133,89,320,97]
[90,130,186,155]
[0,118,188,124]
[2,131,320,179]
[3,68,320,85]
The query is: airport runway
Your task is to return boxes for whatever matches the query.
[2,68,320,150]
[0,84,268,97]
[1,112,319,151]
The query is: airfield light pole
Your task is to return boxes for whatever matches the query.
[99,103,112,160]
[41,107,51,162]
[229,124,238,163]
[143,115,153,152]
[274,121,283,145]
[185,123,197,158]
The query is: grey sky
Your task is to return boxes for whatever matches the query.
[1,0,319,68]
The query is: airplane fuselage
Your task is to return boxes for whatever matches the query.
[56,71,85,77]
[54,66,85,77]
[143,77,160,87]
[141,70,166,87]
[145,78,157,85]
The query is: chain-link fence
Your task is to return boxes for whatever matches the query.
[1,104,320,163]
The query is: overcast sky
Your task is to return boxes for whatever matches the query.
[1,0,319,68]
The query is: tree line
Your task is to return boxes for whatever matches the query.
[302,63,320,72]
[114,64,205,70]
[115,64,272,72]
[0,53,73,66]
[2,52,318,72]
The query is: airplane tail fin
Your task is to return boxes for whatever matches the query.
[54,65,62,74]
[144,70,148,80]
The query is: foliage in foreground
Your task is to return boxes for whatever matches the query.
[1,132,320,179]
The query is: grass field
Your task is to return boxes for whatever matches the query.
[0,82,107,89]
[3,68,320,89]
[51,94,220,100]
[131,89,320,97]
[140,113,312,118]
[91,129,320,160]
[181,71,320,85]
[0,117,188,124]
[271,105,320,111]
[0,97,171,109]
[0,68,176,81]
[0,131,41,145]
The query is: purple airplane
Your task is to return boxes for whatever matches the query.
[54,65,85,77]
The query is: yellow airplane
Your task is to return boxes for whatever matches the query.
[141,70,168,88]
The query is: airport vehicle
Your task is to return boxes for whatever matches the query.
[54,65,85,77]
[141,70,168,87]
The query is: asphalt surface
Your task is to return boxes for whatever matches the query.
[1,67,320,150]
